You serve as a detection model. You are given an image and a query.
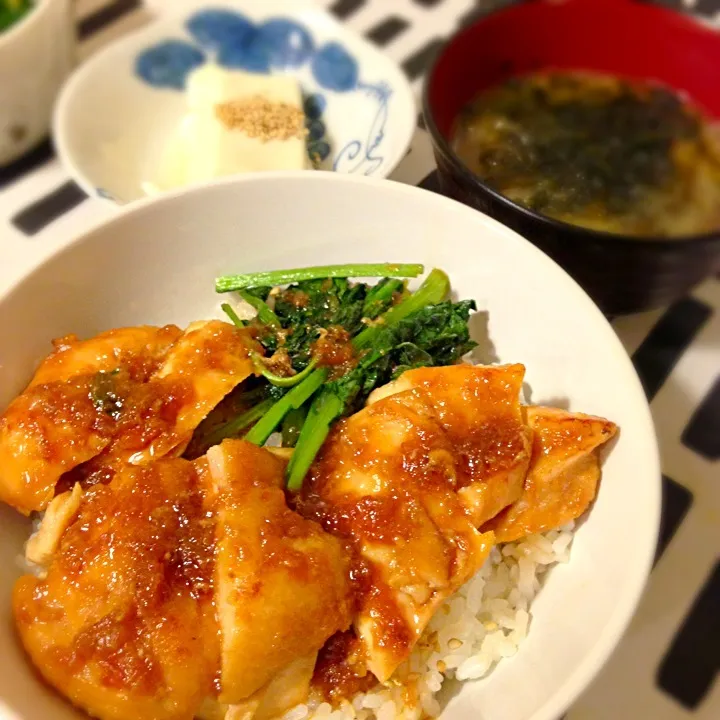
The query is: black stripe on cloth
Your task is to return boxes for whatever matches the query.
[656,561,720,709]
[328,0,366,20]
[654,475,693,566]
[411,0,445,6]
[11,182,87,236]
[0,139,54,191]
[401,38,445,80]
[682,376,720,460]
[77,0,142,40]
[366,17,410,47]
[631,298,712,402]
[0,138,55,189]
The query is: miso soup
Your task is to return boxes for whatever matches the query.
[451,72,720,237]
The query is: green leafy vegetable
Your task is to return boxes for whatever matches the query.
[215,263,424,293]
[223,300,318,388]
[206,265,477,491]
[354,268,450,350]
[243,285,273,301]
[254,356,319,388]
[283,273,476,489]
[271,278,367,370]
[286,392,343,491]
[184,383,270,458]
[191,398,274,456]
[244,368,328,446]
[295,299,475,423]
[282,406,308,449]
[387,300,478,369]
[362,278,406,320]
[243,269,451,452]
[388,342,434,377]
[253,276,406,373]
[238,290,280,328]
[221,303,245,328]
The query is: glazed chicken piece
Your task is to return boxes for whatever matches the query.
[27,325,183,388]
[15,440,352,720]
[483,406,618,542]
[115,320,260,464]
[0,325,180,514]
[301,376,498,683]
[0,375,120,514]
[367,364,534,526]
[14,458,219,720]
[216,652,318,720]
[0,321,258,513]
[207,440,353,706]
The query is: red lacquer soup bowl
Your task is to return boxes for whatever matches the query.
[423,0,720,315]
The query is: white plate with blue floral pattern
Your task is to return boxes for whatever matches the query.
[53,0,416,204]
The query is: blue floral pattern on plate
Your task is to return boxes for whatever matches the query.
[134,9,391,173]
[303,92,330,163]
[135,40,205,91]
[332,82,391,175]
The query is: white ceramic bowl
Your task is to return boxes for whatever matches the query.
[53,0,415,204]
[0,0,74,165]
[0,173,660,720]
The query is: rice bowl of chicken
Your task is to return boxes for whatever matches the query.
[0,172,659,720]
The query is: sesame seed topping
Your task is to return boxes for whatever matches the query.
[214,95,308,142]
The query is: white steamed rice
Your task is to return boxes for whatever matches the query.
[286,522,576,720]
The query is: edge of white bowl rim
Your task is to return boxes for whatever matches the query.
[0,171,661,720]
[51,9,418,205]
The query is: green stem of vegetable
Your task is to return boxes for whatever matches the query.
[282,406,308,448]
[253,356,319,388]
[245,368,328,446]
[353,268,450,350]
[238,290,280,327]
[286,392,344,491]
[215,263,425,293]
[200,397,274,449]
[221,303,246,328]
[362,278,406,319]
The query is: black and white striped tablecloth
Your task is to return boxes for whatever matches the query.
[0,1,718,717]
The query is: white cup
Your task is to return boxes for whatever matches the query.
[0,0,75,166]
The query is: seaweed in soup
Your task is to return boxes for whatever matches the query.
[452,72,720,237]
